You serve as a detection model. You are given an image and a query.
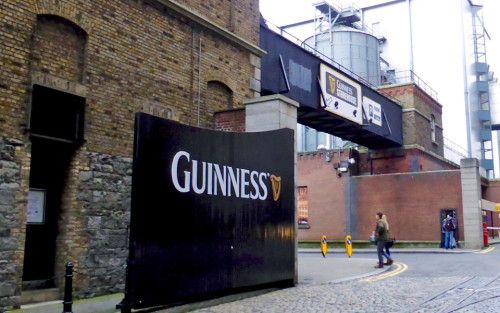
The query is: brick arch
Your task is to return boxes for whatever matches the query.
[203,70,236,93]
[34,0,94,34]
[32,14,88,83]
[199,79,234,129]
[205,80,234,110]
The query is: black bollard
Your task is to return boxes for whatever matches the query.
[62,262,74,313]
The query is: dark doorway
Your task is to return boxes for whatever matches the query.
[22,139,74,288]
[23,85,85,289]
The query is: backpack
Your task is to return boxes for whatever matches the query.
[444,219,455,231]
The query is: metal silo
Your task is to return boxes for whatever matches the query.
[305,1,382,86]
[304,26,381,86]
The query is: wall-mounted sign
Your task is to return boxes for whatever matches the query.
[320,64,362,124]
[363,96,382,127]
[27,189,46,224]
[297,186,309,226]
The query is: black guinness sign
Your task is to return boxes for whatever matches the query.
[119,113,295,311]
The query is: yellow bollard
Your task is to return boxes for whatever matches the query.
[321,235,327,257]
[345,235,353,258]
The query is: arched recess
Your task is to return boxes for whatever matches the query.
[202,80,234,128]
[31,14,88,83]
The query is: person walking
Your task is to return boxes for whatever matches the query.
[381,214,392,257]
[373,212,393,268]
[443,214,456,249]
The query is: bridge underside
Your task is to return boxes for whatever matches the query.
[297,106,400,149]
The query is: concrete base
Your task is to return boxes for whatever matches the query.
[21,288,61,305]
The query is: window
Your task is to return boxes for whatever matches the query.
[29,84,85,145]
[431,114,436,142]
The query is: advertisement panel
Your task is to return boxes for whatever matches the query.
[320,64,362,124]
[362,96,383,127]
[120,113,295,311]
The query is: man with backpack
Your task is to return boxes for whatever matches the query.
[443,214,456,249]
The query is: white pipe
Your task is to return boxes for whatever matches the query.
[407,0,414,72]
[460,0,472,157]
[198,38,202,127]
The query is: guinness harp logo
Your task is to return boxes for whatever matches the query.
[327,75,336,95]
[270,175,281,201]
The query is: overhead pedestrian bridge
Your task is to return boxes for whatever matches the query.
[259,21,403,149]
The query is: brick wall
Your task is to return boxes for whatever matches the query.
[298,149,463,243]
[181,0,260,45]
[0,0,261,310]
[358,147,458,175]
[379,83,444,157]
[215,109,245,132]
[354,171,462,241]
[297,151,348,241]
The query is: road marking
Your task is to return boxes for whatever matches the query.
[361,262,408,282]
[474,246,495,254]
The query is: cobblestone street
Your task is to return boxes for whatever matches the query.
[188,248,500,313]
[191,275,468,313]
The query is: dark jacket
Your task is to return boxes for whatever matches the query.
[375,220,389,242]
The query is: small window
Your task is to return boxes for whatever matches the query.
[372,22,381,37]
[29,84,85,145]
[431,114,436,142]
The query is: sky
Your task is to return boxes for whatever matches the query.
[259,0,500,156]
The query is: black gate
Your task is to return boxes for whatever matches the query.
[119,113,295,311]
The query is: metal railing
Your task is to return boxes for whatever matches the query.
[380,70,439,101]
[443,137,468,159]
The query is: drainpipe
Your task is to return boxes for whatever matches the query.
[407,0,414,72]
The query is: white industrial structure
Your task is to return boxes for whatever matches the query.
[357,0,496,177]
[275,0,498,177]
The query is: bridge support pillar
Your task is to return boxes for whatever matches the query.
[460,158,484,249]
[244,94,299,284]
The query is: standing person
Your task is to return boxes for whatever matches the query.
[443,214,456,249]
[381,214,392,257]
[373,212,393,268]
[441,217,447,248]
